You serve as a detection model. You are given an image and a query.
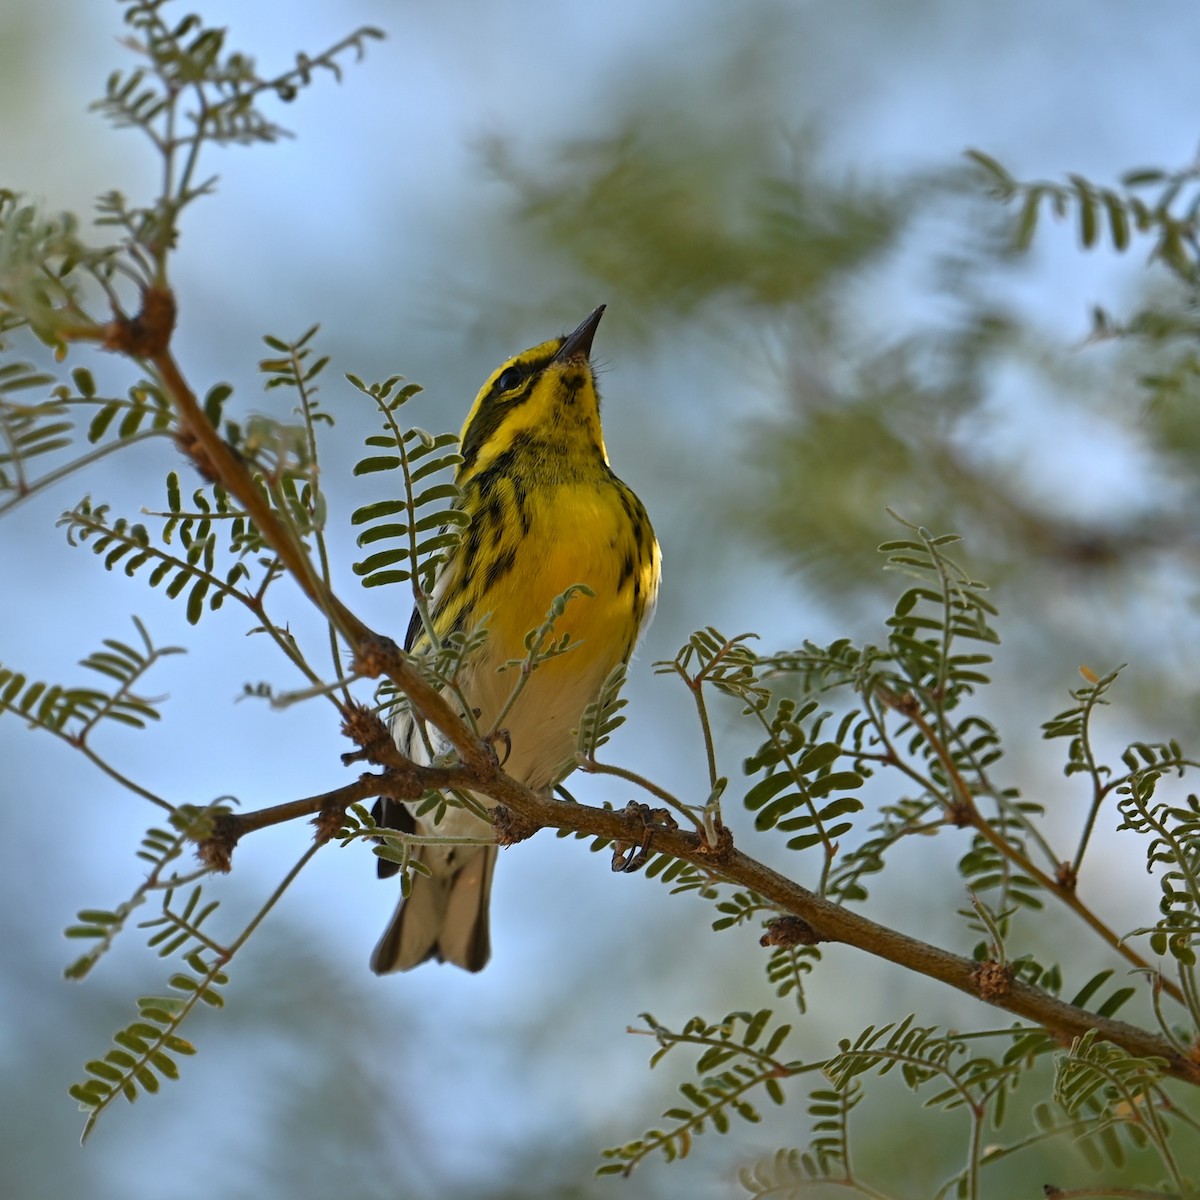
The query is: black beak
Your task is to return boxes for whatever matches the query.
[554,304,605,363]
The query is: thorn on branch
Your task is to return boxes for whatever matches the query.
[493,804,538,846]
[760,914,823,948]
[1055,861,1077,891]
[611,801,677,874]
[101,286,176,358]
[973,958,1012,1000]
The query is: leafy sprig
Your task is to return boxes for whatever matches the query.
[1053,1031,1187,1186]
[0,617,183,740]
[0,369,175,515]
[64,805,222,981]
[70,838,323,1143]
[598,1010,801,1177]
[348,372,466,602]
[738,1086,878,1200]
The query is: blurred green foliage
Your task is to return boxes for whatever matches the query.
[478,80,1200,722]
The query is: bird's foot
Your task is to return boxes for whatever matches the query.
[611,801,678,874]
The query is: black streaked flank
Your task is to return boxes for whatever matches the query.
[618,550,635,588]
[512,476,532,535]
[484,546,517,590]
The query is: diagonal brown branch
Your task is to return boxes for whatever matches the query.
[76,289,493,776]
[479,781,1200,1084]
[209,753,1200,1086]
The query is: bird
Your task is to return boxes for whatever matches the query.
[370,305,660,973]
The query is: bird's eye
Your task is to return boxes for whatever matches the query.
[496,367,524,393]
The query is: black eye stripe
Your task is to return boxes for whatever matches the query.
[495,366,524,392]
[460,347,565,474]
[487,350,557,401]
[461,379,536,472]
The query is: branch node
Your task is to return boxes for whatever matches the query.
[878,686,921,718]
[1054,860,1078,891]
[351,634,403,680]
[696,819,734,862]
[760,914,823,948]
[973,958,1012,1000]
[195,812,239,873]
[312,805,349,844]
[174,424,245,485]
[493,804,538,846]
[945,801,973,828]
[101,285,177,358]
[382,761,440,801]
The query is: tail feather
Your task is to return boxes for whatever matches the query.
[370,845,497,974]
[372,797,413,880]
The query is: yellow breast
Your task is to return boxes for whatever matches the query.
[459,478,656,791]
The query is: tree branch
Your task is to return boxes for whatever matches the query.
[483,782,1200,1082]
[206,749,1200,1085]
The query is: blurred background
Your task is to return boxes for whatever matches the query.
[3,0,1200,1196]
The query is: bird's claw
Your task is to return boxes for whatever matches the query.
[611,801,678,873]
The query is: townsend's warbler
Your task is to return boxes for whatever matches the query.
[371,305,660,973]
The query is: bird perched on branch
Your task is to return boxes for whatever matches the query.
[371,305,660,972]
